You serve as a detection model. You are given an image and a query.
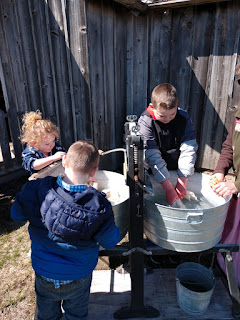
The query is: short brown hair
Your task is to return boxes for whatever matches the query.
[151,83,178,110]
[65,140,100,173]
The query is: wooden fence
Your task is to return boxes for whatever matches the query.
[0,0,239,175]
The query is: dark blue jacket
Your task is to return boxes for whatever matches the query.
[11,176,120,280]
[138,107,198,182]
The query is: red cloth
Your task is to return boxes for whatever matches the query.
[217,195,240,286]
[146,104,156,120]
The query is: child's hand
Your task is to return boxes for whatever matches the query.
[175,177,188,199]
[89,176,98,188]
[52,151,66,161]
[161,179,179,205]
[212,181,237,197]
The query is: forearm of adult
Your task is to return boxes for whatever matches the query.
[214,124,233,175]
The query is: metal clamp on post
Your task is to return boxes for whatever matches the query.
[122,247,152,256]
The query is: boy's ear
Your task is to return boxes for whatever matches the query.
[89,167,98,177]
[62,154,67,168]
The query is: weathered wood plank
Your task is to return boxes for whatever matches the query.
[0,110,12,168]
[27,0,56,119]
[0,0,30,113]
[86,0,107,150]
[68,0,92,141]
[198,2,240,169]
[15,0,42,111]
[148,11,172,91]
[113,0,148,12]
[169,6,194,108]
[148,0,232,9]
[126,13,149,117]
[46,0,75,148]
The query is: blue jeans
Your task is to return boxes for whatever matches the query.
[34,273,92,320]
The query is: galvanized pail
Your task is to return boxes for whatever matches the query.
[176,262,215,315]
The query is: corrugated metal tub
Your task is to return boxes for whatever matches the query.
[144,172,231,252]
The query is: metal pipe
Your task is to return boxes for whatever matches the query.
[101,148,127,178]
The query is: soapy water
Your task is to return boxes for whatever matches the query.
[146,192,216,210]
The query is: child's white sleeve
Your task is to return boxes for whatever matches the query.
[178,139,198,177]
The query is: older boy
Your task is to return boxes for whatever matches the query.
[11,140,120,320]
[138,83,198,205]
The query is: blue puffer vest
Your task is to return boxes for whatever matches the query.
[24,176,114,243]
[12,176,120,280]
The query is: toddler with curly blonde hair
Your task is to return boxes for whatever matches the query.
[20,110,66,174]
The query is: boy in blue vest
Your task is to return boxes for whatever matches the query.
[138,83,198,205]
[11,140,120,320]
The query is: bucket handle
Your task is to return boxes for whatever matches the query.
[186,212,203,224]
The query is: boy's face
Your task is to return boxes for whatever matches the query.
[153,106,177,124]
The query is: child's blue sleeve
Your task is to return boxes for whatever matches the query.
[22,147,39,173]
[94,214,120,249]
[11,197,27,222]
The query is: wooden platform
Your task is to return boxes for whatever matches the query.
[88,268,235,320]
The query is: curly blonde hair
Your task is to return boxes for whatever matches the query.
[20,110,59,150]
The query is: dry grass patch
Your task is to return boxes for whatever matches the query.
[0,223,36,320]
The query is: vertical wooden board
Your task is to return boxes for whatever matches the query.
[130,14,149,117]
[68,0,92,141]
[0,0,30,113]
[28,0,56,118]
[148,10,172,99]
[7,107,22,162]
[86,0,105,149]
[106,3,128,171]
[47,0,74,148]
[186,6,215,167]
[15,0,41,111]
[169,6,194,109]
[224,1,240,133]
[199,2,240,169]
[0,110,12,168]
[101,0,116,150]
[0,5,18,113]
[114,4,128,147]
[125,13,134,117]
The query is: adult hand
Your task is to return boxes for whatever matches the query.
[209,173,225,188]
[175,177,188,199]
[161,179,179,205]
[212,181,238,198]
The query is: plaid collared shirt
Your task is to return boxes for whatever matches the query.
[41,175,88,288]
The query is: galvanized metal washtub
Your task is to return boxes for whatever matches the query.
[144,171,232,252]
[29,163,129,241]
